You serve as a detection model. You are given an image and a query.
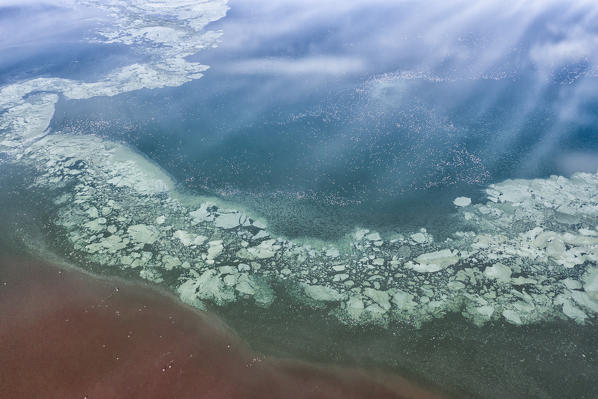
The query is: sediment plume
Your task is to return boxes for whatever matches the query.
[0,256,443,399]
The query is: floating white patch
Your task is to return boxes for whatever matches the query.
[483,263,512,282]
[406,249,460,273]
[128,224,160,244]
[453,197,472,207]
[302,284,346,302]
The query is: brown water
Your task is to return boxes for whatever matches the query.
[0,255,444,399]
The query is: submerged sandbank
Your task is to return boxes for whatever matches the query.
[0,255,443,399]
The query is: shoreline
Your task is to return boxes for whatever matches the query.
[0,254,445,399]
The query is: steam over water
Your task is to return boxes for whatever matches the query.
[1,0,598,398]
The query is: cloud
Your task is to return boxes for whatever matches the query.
[556,151,598,175]
[530,28,598,70]
[0,1,96,49]
[0,0,74,5]
[215,0,598,84]
[223,56,366,76]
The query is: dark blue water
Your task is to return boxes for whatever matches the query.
[49,0,598,239]
[0,3,143,86]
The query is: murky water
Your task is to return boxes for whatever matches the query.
[2,1,598,398]
[1,254,445,399]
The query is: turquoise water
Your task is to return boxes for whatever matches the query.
[44,0,598,239]
[2,1,598,398]
[49,73,598,239]
[1,166,597,399]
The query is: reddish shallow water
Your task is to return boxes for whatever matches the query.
[0,256,443,399]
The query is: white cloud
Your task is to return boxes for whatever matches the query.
[530,28,598,69]
[557,151,598,175]
[223,56,366,76]
[217,0,598,83]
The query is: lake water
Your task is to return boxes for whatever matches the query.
[1,1,598,398]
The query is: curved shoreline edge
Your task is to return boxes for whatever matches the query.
[0,0,597,331]
[0,254,443,399]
